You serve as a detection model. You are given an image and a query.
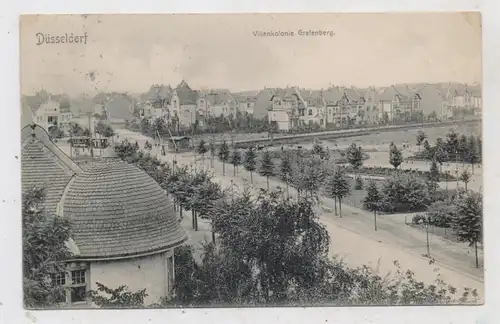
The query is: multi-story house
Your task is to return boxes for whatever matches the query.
[32,97,73,134]
[268,87,303,131]
[441,84,482,120]
[170,81,196,128]
[321,87,366,128]
[299,90,326,128]
[252,89,273,120]
[361,87,380,125]
[377,86,422,123]
[140,85,173,121]
[234,92,259,115]
[205,89,238,118]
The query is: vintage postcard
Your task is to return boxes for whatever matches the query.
[20,13,483,309]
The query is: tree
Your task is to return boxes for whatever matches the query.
[218,141,230,175]
[230,149,242,176]
[429,159,440,182]
[363,180,381,230]
[210,191,330,304]
[144,140,153,151]
[423,140,432,159]
[354,175,364,190]
[88,282,148,308]
[452,192,483,268]
[445,129,459,156]
[48,125,64,139]
[209,141,216,168]
[379,173,430,213]
[23,187,72,308]
[389,143,403,170]
[434,145,448,173]
[243,147,257,184]
[416,131,427,152]
[95,121,115,138]
[324,167,351,218]
[458,134,468,163]
[259,150,275,190]
[466,135,479,174]
[279,151,293,197]
[346,142,363,170]
[459,169,472,191]
[196,139,208,164]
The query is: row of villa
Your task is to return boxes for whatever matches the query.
[22,81,482,134]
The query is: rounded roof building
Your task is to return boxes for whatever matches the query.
[61,158,187,259]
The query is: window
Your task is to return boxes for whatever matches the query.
[70,269,87,303]
[308,109,313,116]
[47,116,58,125]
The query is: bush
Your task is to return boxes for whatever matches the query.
[412,214,425,224]
[426,200,457,228]
[378,173,430,213]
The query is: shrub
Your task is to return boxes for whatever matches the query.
[412,214,425,224]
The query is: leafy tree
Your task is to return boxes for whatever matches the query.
[230,149,242,176]
[389,143,403,170]
[458,134,468,162]
[210,191,330,304]
[95,121,115,138]
[423,139,432,159]
[312,142,325,157]
[466,135,479,174]
[476,135,482,163]
[445,129,459,156]
[218,141,230,175]
[426,200,457,228]
[23,187,71,308]
[243,147,257,183]
[259,150,275,190]
[68,122,90,137]
[452,191,483,268]
[140,118,151,136]
[196,139,208,164]
[416,130,427,152]
[346,142,363,170]
[279,151,293,197]
[459,169,472,191]
[379,173,430,213]
[363,180,381,230]
[88,282,148,308]
[434,145,448,172]
[429,159,440,182]
[324,167,351,218]
[428,110,438,121]
[209,141,216,168]
[48,125,64,139]
[301,156,326,199]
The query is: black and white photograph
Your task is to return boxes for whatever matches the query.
[19,13,483,309]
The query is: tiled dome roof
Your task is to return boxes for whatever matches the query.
[62,159,186,259]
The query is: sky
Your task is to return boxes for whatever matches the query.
[20,13,482,98]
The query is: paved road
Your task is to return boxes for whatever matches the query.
[115,128,484,297]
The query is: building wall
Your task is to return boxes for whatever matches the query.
[34,100,72,133]
[268,110,290,131]
[90,249,174,306]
